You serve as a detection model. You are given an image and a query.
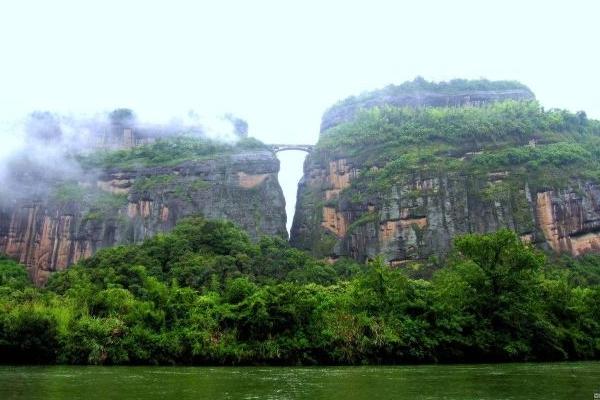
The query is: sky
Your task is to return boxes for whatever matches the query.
[1,0,599,231]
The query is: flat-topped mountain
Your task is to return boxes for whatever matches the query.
[293,78,600,265]
[320,77,535,132]
[0,135,286,285]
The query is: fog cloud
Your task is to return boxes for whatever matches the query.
[0,109,248,203]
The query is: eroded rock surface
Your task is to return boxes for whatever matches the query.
[291,153,600,263]
[0,150,287,285]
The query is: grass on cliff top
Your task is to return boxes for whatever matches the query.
[326,77,533,112]
[315,100,600,202]
[77,136,268,170]
[318,101,598,155]
[316,101,600,175]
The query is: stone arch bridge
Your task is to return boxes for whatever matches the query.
[268,144,314,153]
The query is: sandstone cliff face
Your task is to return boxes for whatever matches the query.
[535,189,600,256]
[0,150,286,285]
[291,154,600,263]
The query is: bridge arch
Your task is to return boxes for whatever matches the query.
[269,144,314,153]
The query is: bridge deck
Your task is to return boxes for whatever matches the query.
[269,144,315,153]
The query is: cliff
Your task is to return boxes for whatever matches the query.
[0,138,287,285]
[291,79,600,264]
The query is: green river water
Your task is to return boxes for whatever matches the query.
[0,362,598,399]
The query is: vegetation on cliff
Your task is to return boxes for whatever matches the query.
[78,136,268,169]
[327,77,533,112]
[318,101,598,163]
[336,101,600,193]
[0,219,598,365]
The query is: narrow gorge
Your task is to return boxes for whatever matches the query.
[2,78,600,286]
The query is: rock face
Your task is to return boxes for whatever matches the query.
[291,157,600,262]
[0,150,287,285]
[535,189,600,256]
[291,78,600,264]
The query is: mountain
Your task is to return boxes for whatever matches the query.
[3,78,600,285]
[0,135,286,285]
[291,78,600,265]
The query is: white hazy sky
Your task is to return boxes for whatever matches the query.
[1,0,599,231]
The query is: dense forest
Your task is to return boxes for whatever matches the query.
[317,100,600,193]
[1,217,598,365]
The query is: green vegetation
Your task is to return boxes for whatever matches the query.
[0,220,598,365]
[130,174,212,205]
[0,256,30,290]
[471,142,593,169]
[132,175,176,192]
[314,100,600,212]
[327,77,532,112]
[78,136,268,169]
[319,101,598,157]
[50,182,87,204]
[50,183,128,222]
[82,192,129,222]
[188,179,209,191]
[347,211,378,233]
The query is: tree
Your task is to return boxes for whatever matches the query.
[437,229,548,360]
[0,257,31,290]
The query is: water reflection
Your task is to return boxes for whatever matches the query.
[1,363,598,400]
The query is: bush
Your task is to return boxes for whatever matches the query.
[1,220,599,365]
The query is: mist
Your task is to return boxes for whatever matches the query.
[0,109,248,204]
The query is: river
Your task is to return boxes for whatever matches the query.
[1,362,598,399]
